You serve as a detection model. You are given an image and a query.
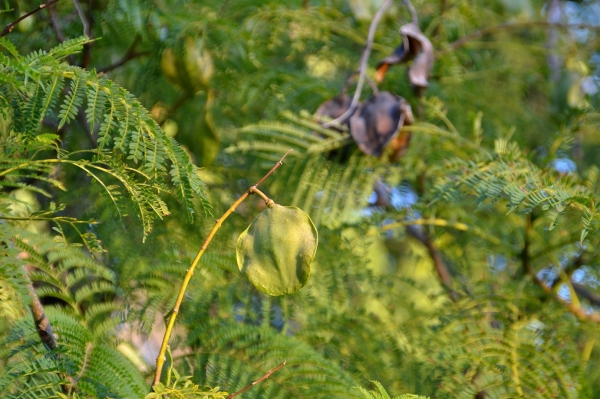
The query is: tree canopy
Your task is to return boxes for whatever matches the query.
[1,0,600,398]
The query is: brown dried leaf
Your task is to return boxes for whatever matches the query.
[375,44,407,83]
[400,23,434,88]
[315,94,352,122]
[375,23,434,88]
[388,98,414,162]
[349,92,409,157]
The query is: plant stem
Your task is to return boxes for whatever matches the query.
[524,215,600,323]
[226,361,286,399]
[402,0,418,24]
[250,186,274,207]
[323,0,391,128]
[1,0,60,37]
[152,149,293,387]
[98,36,149,74]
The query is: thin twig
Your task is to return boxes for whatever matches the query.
[72,0,90,38]
[226,361,286,399]
[72,0,93,67]
[523,216,600,323]
[98,36,149,74]
[406,225,457,301]
[0,0,60,37]
[98,51,150,73]
[254,149,293,187]
[47,3,65,42]
[402,0,418,24]
[47,4,77,65]
[323,0,392,128]
[411,173,457,301]
[530,272,600,324]
[250,186,274,207]
[372,179,457,301]
[152,150,293,387]
[342,71,378,95]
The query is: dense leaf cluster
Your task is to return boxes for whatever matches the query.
[1,0,600,398]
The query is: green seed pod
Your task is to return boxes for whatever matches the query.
[236,205,318,296]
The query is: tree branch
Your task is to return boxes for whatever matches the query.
[406,225,457,301]
[524,218,600,323]
[98,36,149,74]
[23,267,57,350]
[530,271,600,324]
[373,179,457,301]
[323,0,392,128]
[72,0,90,38]
[572,283,600,308]
[72,0,93,67]
[47,5,77,65]
[402,0,418,25]
[226,361,286,399]
[1,0,60,37]
[550,253,584,288]
[152,149,293,387]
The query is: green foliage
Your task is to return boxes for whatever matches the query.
[421,290,583,399]
[0,307,147,398]
[432,137,600,242]
[2,0,600,398]
[0,36,209,239]
[149,373,228,399]
[184,320,364,398]
[0,30,210,397]
[358,381,429,399]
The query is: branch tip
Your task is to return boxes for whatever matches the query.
[1,0,60,37]
[226,361,286,399]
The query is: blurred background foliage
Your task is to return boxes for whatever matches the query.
[2,0,600,397]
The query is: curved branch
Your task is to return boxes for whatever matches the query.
[1,0,60,37]
[152,149,293,387]
[323,0,392,128]
[72,0,90,38]
[98,36,149,74]
[530,272,600,324]
[402,0,418,24]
